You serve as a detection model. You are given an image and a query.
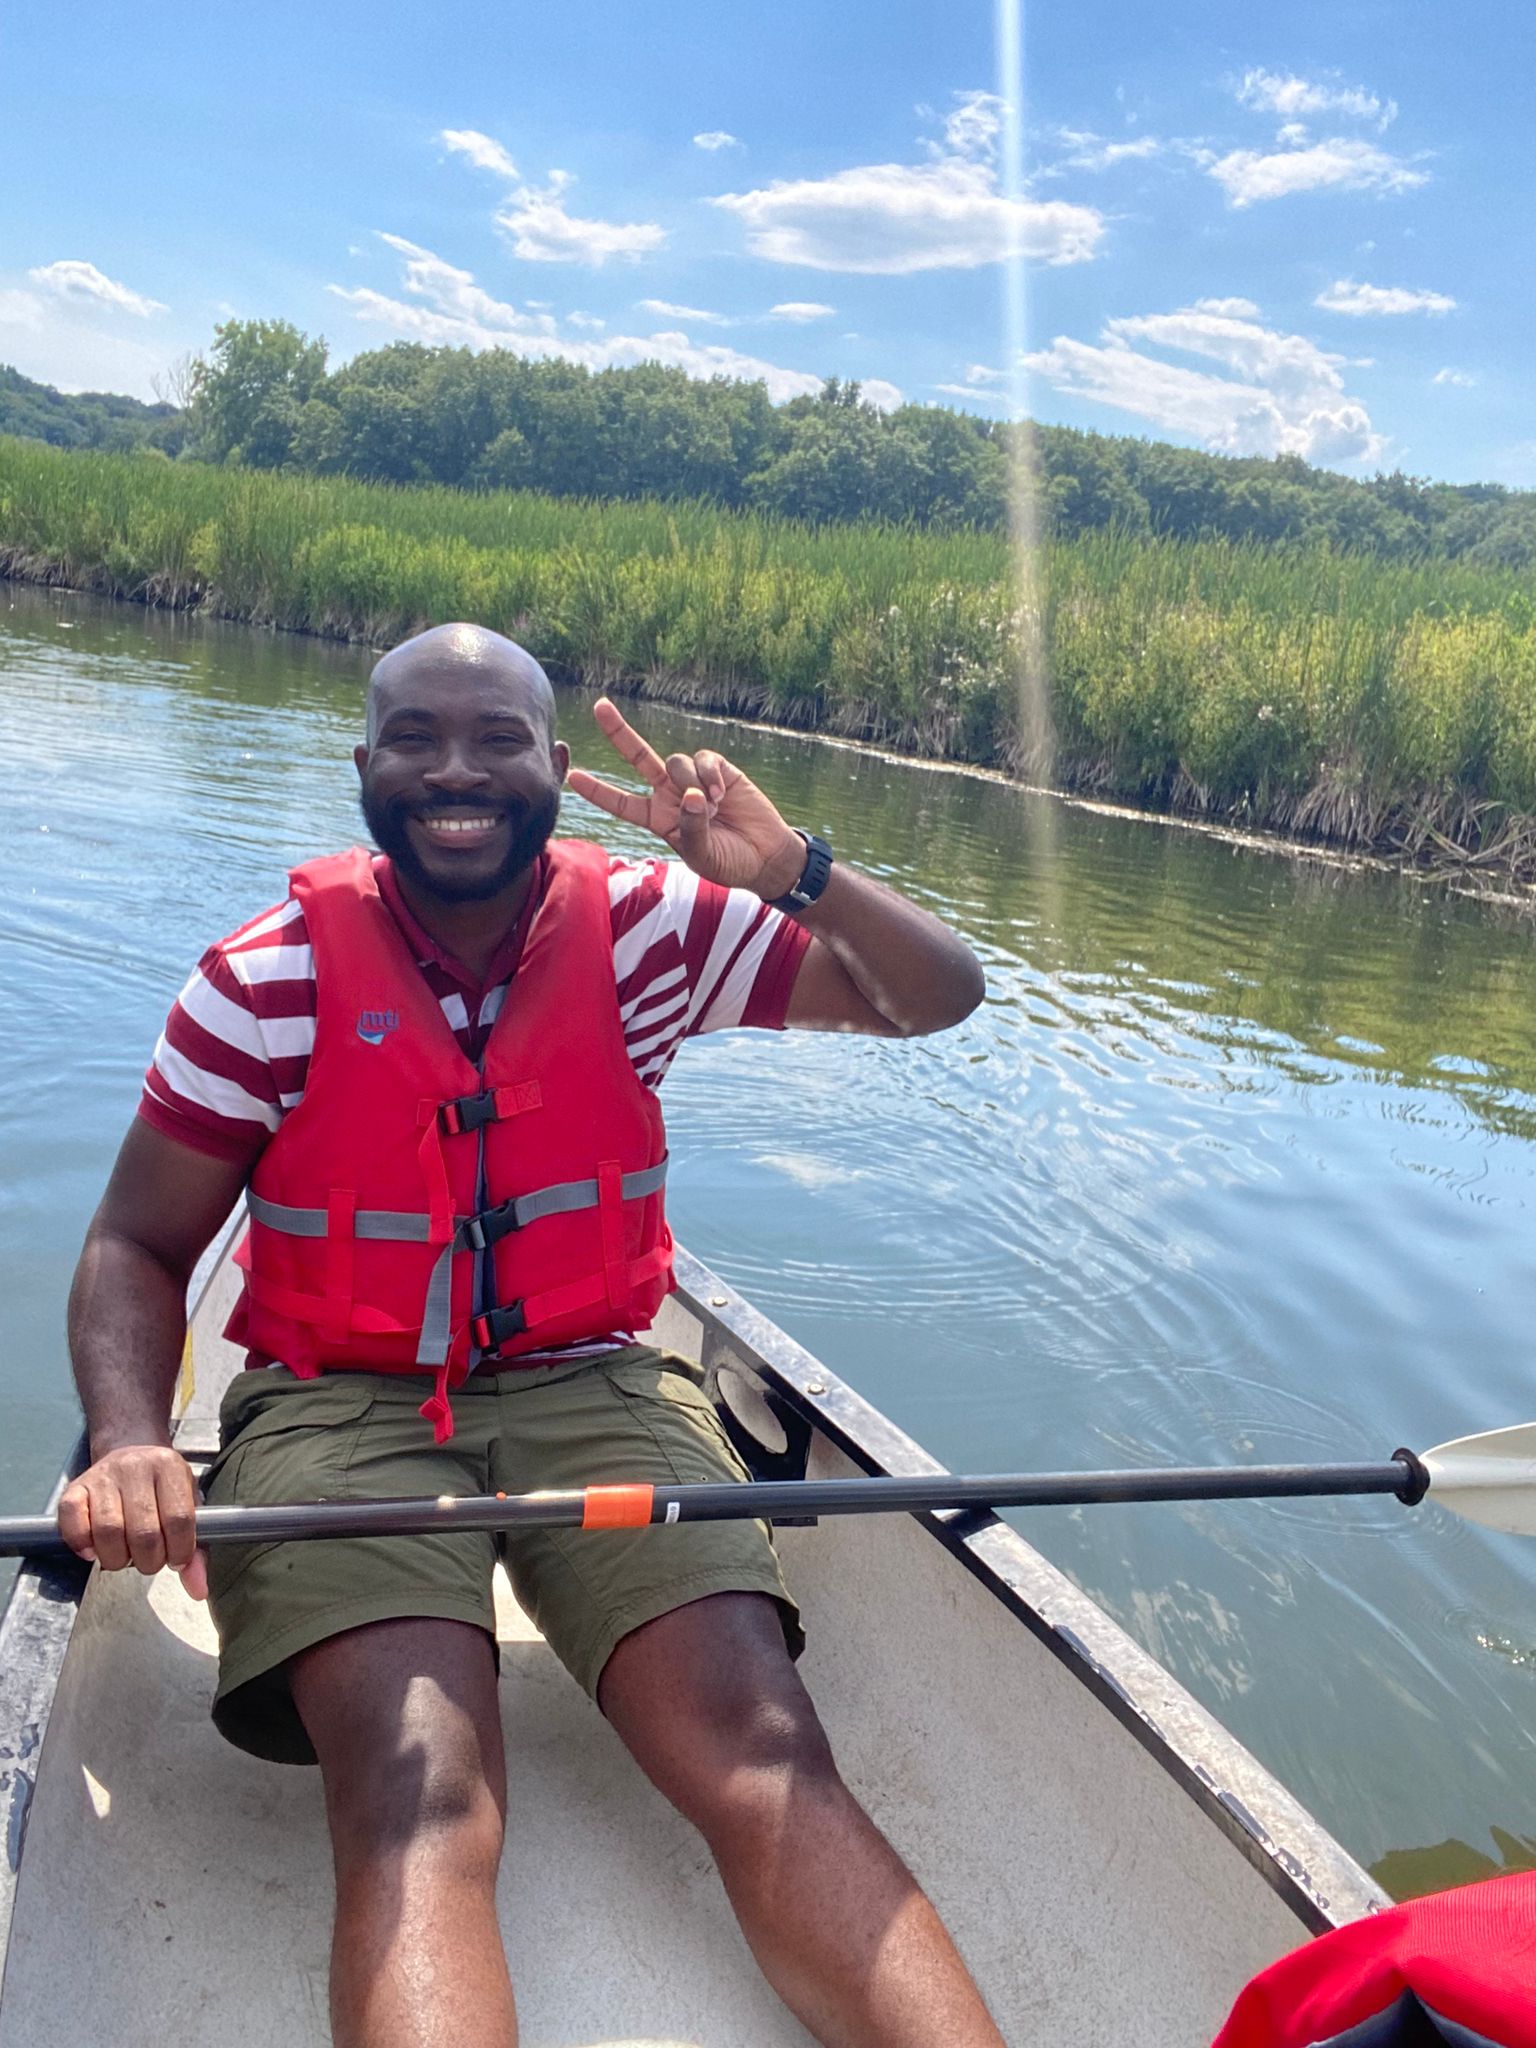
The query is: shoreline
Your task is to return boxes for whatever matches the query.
[625,690,1536,912]
[8,556,1536,910]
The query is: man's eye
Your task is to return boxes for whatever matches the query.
[485,732,527,748]
[389,731,432,746]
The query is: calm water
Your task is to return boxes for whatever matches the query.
[5,579,1536,1897]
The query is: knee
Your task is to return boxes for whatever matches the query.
[688,1692,844,1842]
[324,1733,505,1879]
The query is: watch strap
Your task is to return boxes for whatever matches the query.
[769,831,834,914]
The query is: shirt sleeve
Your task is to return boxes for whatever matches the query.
[608,855,812,1087]
[135,897,316,1165]
[686,877,811,1033]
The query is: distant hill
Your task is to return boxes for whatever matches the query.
[6,332,1535,567]
[0,365,184,455]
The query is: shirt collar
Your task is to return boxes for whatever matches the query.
[372,853,546,997]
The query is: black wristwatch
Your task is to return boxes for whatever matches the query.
[769,831,834,914]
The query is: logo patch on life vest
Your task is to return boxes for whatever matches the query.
[356,1007,400,1045]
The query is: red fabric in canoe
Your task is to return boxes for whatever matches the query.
[1212,1873,1536,2046]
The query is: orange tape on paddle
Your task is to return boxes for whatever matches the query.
[582,1484,656,1530]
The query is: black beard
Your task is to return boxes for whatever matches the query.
[360,785,561,904]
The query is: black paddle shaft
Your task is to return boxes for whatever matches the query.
[0,1455,1427,1559]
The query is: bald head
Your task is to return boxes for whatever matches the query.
[366,623,557,746]
[356,622,570,907]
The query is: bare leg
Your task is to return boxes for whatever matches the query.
[290,1617,516,2048]
[599,1592,1005,2048]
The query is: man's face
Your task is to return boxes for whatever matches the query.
[356,665,570,904]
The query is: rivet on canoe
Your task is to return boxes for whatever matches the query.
[806,1382,827,1396]
[710,1296,728,1307]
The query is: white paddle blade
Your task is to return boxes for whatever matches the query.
[1420,1423,1536,1536]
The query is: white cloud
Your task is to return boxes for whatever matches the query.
[0,259,177,398]
[439,128,520,179]
[638,297,729,325]
[693,131,740,152]
[1053,130,1166,172]
[933,362,1013,405]
[496,172,666,265]
[1190,295,1261,319]
[1024,300,1384,465]
[0,285,181,398]
[1236,70,1396,129]
[768,301,835,322]
[331,234,902,408]
[1433,366,1476,387]
[1210,137,1427,206]
[1315,278,1455,316]
[937,90,1006,160]
[27,259,165,318]
[437,125,666,265]
[712,88,1104,273]
[567,311,606,330]
[359,234,559,338]
[850,378,903,410]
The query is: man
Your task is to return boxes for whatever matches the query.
[60,622,999,2048]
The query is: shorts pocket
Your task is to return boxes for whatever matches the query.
[203,1380,380,1593]
[208,1376,379,1484]
[599,1354,753,1486]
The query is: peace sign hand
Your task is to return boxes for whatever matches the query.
[566,698,807,900]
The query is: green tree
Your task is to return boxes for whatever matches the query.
[188,320,329,465]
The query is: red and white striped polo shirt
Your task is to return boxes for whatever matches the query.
[139,848,810,1361]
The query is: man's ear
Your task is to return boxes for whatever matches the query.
[354,742,369,779]
[553,740,571,779]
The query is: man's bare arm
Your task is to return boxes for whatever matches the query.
[779,862,986,1037]
[59,1121,253,1583]
[566,696,986,1039]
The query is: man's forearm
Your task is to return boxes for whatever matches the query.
[788,861,986,1036]
[68,1229,190,1454]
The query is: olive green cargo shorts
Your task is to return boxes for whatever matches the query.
[203,1347,803,1765]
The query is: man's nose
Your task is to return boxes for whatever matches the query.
[423,743,491,790]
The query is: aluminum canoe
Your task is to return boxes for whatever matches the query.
[0,1224,1385,2046]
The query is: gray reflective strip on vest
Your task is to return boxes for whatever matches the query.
[246,1194,433,1241]
[248,1161,668,1249]
[417,1245,454,1368]
[248,1155,668,1373]
[458,1160,669,1250]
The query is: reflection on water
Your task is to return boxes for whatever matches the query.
[1373,1829,1536,1900]
[5,579,1536,1897]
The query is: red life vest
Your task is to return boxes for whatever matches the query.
[1213,1872,1536,2047]
[228,841,674,1440]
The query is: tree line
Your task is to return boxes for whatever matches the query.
[5,318,1534,567]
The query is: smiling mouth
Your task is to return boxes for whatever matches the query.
[412,810,506,847]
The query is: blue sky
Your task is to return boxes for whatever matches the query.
[4,0,1530,484]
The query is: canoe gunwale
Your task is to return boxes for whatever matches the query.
[672,1247,1389,1935]
[0,1215,242,1997]
[0,1437,90,2000]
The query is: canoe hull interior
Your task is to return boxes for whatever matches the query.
[0,1244,1384,2045]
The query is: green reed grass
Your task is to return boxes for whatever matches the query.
[4,436,1536,872]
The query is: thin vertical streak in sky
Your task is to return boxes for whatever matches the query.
[997,0,1027,428]
[996,0,1056,785]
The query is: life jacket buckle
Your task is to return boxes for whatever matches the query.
[440,1090,498,1137]
[457,1197,523,1253]
[472,1301,528,1356]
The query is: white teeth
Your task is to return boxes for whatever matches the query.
[423,816,498,835]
